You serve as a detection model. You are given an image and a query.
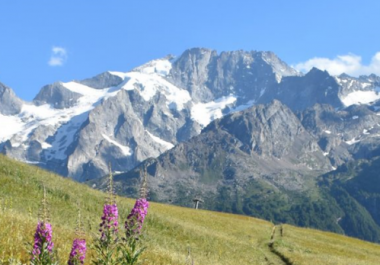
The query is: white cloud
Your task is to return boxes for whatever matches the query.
[294,52,380,77]
[48,46,67,66]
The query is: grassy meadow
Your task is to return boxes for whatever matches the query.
[1,154,380,265]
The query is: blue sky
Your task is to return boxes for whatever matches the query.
[0,0,379,101]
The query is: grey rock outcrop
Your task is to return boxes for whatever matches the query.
[0,82,23,115]
[33,82,82,109]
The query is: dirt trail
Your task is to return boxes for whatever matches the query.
[267,225,294,265]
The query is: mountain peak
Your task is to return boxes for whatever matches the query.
[0,82,23,115]
[33,82,83,109]
[338,73,351,78]
[78,71,124,89]
[169,48,299,103]
[132,57,173,77]
[306,67,330,76]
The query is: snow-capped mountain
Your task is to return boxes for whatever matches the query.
[1,48,380,181]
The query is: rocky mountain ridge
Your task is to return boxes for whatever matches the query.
[1,48,380,182]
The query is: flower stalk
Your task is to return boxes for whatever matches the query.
[68,205,87,265]
[117,167,149,265]
[92,164,119,265]
[30,187,57,265]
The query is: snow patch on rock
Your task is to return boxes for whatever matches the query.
[146,130,174,150]
[102,134,132,156]
[122,71,191,111]
[191,95,237,127]
[345,137,361,145]
[341,89,380,107]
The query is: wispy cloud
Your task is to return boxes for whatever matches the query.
[48,46,67,66]
[294,52,380,76]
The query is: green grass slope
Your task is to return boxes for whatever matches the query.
[1,155,380,265]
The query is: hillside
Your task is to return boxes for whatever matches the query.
[319,156,380,241]
[1,155,380,265]
[90,100,380,243]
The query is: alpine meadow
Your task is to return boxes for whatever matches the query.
[1,155,380,265]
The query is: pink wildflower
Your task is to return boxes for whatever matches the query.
[68,238,86,265]
[31,222,54,260]
[125,198,149,238]
[99,203,118,241]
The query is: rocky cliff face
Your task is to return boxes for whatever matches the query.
[101,100,332,202]
[169,48,299,104]
[259,68,343,111]
[65,88,185,180]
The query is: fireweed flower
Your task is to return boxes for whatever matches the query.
[125,198,149,238]
[68,238,86,265]
[99,203,119,241]
[31,222,54,260]
[91,167,120,264]
[116,173,149,264]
